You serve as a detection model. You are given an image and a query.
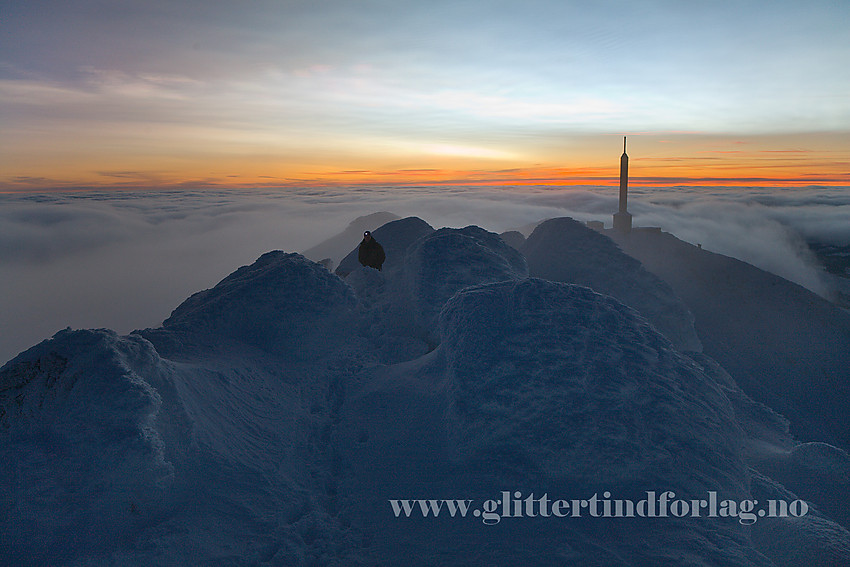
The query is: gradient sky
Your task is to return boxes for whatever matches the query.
[2,0,848,190]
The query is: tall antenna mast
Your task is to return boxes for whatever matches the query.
[613,136,632,233]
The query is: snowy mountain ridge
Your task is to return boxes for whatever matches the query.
[2,216,849,566]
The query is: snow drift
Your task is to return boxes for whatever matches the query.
[404,226,528,343]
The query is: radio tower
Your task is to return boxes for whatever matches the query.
[613,136,632,233]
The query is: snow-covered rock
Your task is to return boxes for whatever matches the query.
[523,217,702,352]
[148,251,358,359]
[404,226,528,342]
[0,328,183,563]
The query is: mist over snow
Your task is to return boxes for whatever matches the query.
[628,195,834,297]
[1,185,848,364]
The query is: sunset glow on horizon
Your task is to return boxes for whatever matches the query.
[2,1,848,192]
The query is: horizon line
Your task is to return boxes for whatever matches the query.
[3,176,849,194]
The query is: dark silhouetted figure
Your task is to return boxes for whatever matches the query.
[358,230,385,271]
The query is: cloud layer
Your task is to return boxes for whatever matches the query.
[2,186,847,364]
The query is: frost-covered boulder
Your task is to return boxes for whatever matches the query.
[404,226,528,341]
[336,216,434,276]
[152,252,358,358]
[0,329,182,563]
[522,217,702,352]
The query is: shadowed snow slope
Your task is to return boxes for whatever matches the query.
[148,251,358,359]
[403,226,528,341]
[342,223,528,361]
[749,471,850,567]
[1,220,849,566]
[610,228,850,450]
[0,329,185,564]
[523,218,702,352]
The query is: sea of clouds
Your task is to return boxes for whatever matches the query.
[2,185,848,364]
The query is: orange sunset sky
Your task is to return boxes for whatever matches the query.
[2,1,848,191]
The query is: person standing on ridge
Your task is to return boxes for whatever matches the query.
[358,230,386,271]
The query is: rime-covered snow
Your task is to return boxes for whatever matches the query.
[146,251,359,359]
[523,218,702,352]
[403,226,528,342]
[0,329,179,563]
[2,216,848,566]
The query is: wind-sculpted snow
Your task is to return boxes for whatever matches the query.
[150,251,358,358]
[523,218,702,352]
[0,329,182,563]
[439,278,737,490]
[0,253,370,564]
[404,226,528,342]
[343,224,527,361]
